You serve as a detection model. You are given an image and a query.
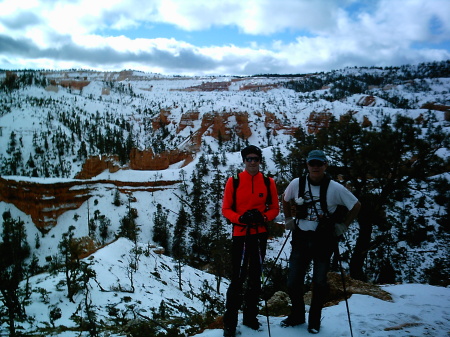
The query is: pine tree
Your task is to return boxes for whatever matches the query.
[78,141,88,161]
[314,114,449,281]
[173,206,189,290]
[207,169,230,292]
[58,225,82,302]
[172,206,188,261]
[113,188,121,207]
[152,203,170,253]
[0,211,30,337]
[99,215,111,245]
[118,199,139,243]
[188,171,208,264]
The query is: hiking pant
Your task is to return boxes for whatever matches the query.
[286,229,334,327]
[223,232,267,329]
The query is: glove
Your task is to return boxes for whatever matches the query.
[285,217,297,230]
[335,223,348,236]
[239,209,265,225]
[249,209,265,224]
[239,210,255,225]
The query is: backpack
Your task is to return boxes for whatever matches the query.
[231,172,272,212]
[296,174,347,223]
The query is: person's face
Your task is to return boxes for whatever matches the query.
[244,154,261,175]
[307,160,327,182]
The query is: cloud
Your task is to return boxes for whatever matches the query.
[0,0,449,75]
[153,0,342,34]
[0,11,42,30]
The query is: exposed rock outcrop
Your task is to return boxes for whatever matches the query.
[59,80,90,90]
[261,272,393,316]
[421,102,450,121]
[129,148,194,170]
[152,109,172,129]
[176,111,253,151]
[357,95,377,106]
[0,177,180,232]
[75,155,121,179]
[307,110,333,134]
[0,177,91,232]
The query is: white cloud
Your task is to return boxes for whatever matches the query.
[0,0,449,75]
[150,0,345,34]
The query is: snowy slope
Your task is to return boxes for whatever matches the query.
[198,284,450,337]
[0,64,449,336]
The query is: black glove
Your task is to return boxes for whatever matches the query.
[239,209,265,225]
[249,209,265,224]
[239,210,254,225]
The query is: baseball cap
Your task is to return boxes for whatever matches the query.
[307,150,327,163]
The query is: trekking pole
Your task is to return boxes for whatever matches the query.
[257,236,272,337]
[262,230,291,288]
[259,229,292,337]
[334,243,354,337]
[238,225,250,279]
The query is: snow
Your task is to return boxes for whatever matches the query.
[1,67,449,336]
[18,235,450,337]
[196,284,450,337]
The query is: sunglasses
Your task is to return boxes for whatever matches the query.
[245,156,260,163]
[308,160,325,167]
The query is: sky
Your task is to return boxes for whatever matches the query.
[1,0,450,76]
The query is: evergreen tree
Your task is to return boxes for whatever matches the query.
[188,171,208,264]
[286,127,315,181]
[99,215,111,245]
[206,169,230,292]
[118,200,139,243]
[172,206,189,290]
[152,203,170,253]
[172,206,188,261]
[314,114,448,281]
[78,141,88,161]
[80,260,98,337]
[0,211,30,337]
[113,188,121,207]
[58,226,82,302]
[271,146,290,185]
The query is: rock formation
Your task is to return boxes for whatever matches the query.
[0,176,180,232]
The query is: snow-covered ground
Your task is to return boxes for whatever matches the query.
[1,68,449,336]
[20,237,450,337]
[198,283,450,337]
[198,284,450,337]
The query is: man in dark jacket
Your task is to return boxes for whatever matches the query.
[222,145,279,337]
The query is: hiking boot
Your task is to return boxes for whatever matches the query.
[280,315,305,327]
[223,326,236,337]
[308,325,320,334]
[242,317,261,330]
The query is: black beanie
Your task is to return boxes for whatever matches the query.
[241,145,262,161]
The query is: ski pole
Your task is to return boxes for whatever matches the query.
[238,227,249,279]
[257,236,271,337]
[335,243,354,337]
[262,230,291,288]
[258,230,291,337]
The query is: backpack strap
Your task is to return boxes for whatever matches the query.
[300,174,331,219]
[231,173,239,212]
[319,175,331,217]
[262,173,272,208]
[298,175,306,198]
[232,172,272,211]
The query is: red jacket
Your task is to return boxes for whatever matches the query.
[222,170,279,236]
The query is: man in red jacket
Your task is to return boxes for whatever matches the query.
[222,145,279,337]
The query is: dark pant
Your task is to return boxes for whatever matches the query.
[286,229,335,327]
[223,232,267,329]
